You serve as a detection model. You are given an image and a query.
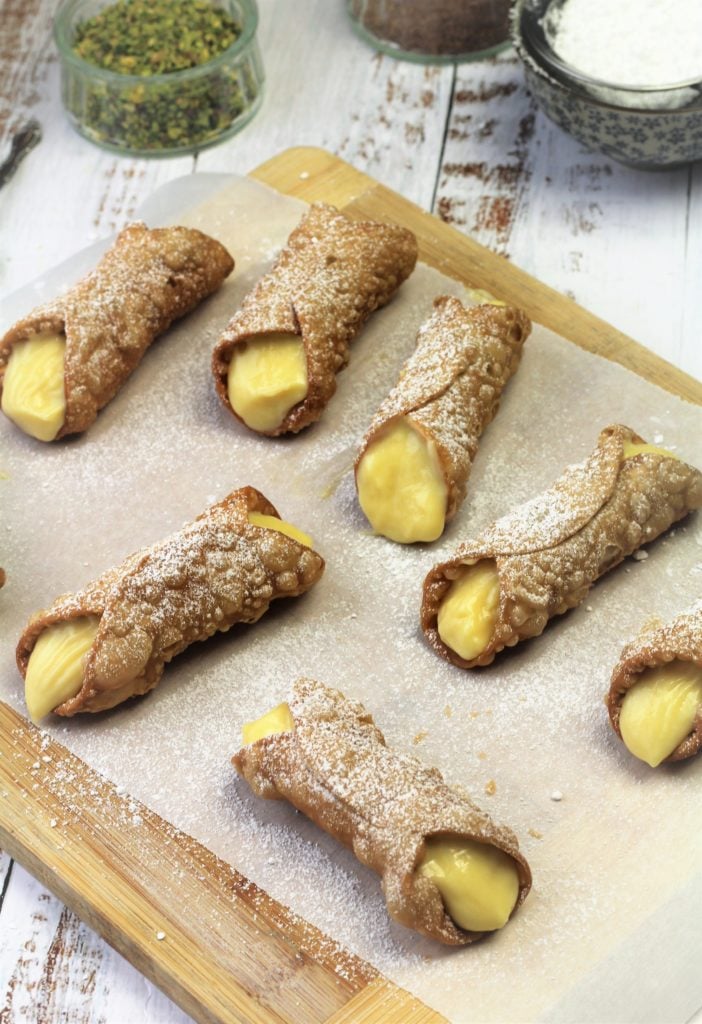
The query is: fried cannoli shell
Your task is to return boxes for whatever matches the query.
[233,678,531,946]
[422,425,702,668]
[606,602,702,762]
[212,203,418,435]
[16,488,324,716]
[355,297,530,524]
[0,223,234,438]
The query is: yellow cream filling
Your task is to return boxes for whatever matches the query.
[356,418,448,544]
[242,701,294,745]
[227,333,308,432]
[437,560,500,661]
[619,661,702,767]
[247,511,313,548]
[24,616,100,723]
[465,288,507,307]
[418,835,519,932]
[623,441,679,460]
[1,333,67,442]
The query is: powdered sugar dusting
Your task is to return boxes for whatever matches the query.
[1,175,702,1023]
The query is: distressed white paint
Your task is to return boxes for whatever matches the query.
[436,51,702,378]
[0,860,191,1022]
[199,0,454,209]
[1,0,701,1020]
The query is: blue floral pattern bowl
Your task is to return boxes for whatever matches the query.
[510,0,702,169]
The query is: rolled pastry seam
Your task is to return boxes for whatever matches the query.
[0,223,234,440]
[355,298,531,543]
[422,425,702,669]
[607,601,702,766]
[17,487,324,719]
[234,678,531,945]
[212,203,418,436]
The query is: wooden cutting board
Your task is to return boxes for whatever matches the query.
[0,147,699,1024]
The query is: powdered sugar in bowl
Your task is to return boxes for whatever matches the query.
[510,0,702,168]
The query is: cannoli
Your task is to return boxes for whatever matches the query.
[0,223,234,441]
[17,487,324,720]
[355,298,530,543]
[212,203,418,436]
[234,678,532,945]
[606,602,702,766]
[422,425,702,669]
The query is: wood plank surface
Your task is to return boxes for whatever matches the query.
[433,50,702,380]
[1,144,700,1024]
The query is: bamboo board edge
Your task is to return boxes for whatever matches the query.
[251,147,701,406]
[3,143,698,1024]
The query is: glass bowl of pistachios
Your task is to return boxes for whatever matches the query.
[54,0,264,157]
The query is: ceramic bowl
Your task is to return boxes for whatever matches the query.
[511,0,702,169]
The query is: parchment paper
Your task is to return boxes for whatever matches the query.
[1,175,701,1024]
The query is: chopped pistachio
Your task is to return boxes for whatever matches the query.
[73,0,240,75]
[67,0,260,153]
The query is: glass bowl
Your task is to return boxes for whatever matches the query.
[54,0,264,157]
[511,0,702,169]
[347,0,510,64]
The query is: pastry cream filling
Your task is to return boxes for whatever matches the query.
[356,418,448,544]
[623,441,679,460]
[619,661,702,767]
[242,701,294,745]
[247,511,313,548]
[24,616,100,723]
[465,288,507,307]
[437,560,500,661]
[418,835,519,932]
[1,333,67,442]
[227,333,308,432]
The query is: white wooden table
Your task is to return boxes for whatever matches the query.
[1,1,700,1020]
